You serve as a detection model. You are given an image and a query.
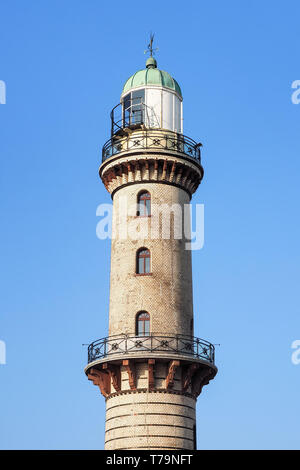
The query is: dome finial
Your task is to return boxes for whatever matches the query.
[144,32,158,68]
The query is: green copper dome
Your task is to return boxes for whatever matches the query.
[122,58,182,99]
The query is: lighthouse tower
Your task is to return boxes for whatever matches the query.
[85,42,217,451]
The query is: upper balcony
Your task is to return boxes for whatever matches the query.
[102,98,202,165]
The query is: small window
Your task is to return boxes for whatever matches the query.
[136,311,150,336]
[137,248,151,274]
[137,191,151,216]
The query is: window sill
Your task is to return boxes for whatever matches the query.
[135,273,153,277]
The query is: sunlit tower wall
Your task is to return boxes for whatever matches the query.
[85,54,217,450]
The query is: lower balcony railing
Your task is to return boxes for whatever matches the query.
[87,333,215,365]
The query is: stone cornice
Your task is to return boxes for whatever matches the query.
[87,359,216,400]
[99,153,204,198]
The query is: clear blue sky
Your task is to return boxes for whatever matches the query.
[1,0,300,450]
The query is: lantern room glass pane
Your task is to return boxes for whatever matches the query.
[123,93,131,127]
[123,90,145,127]
[132,89,144,124]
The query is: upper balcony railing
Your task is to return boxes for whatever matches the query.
[102,131,202,164]
[87,333,215,365]
[101,99,202,164]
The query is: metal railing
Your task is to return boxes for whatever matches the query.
[102,130,202,163]
[110,98,156,136]
[87,333,215,365]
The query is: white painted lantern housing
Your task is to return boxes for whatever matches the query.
[120,57,183,134]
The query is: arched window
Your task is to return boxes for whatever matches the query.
[136,248,151,274]
[137,191,151,216]
[136,311,150,336]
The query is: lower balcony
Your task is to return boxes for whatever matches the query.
[86,333,215,366]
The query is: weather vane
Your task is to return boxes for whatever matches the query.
[144,33,158,57]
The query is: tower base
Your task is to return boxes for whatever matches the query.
[106,390,196,450]
[86,355,216,450]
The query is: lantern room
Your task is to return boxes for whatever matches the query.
[110,57,183,136]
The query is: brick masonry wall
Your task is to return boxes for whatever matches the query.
[108,182,194,338]
[105,378,196,450]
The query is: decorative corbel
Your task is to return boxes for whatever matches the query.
[162,159,168,180]
[102,363,121,393]
[182,363,199,392]
[165,360,180,390]
[148,359,155,391]
[87,367,111,398]
[192,367,215,397]
[123,359,136,390]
